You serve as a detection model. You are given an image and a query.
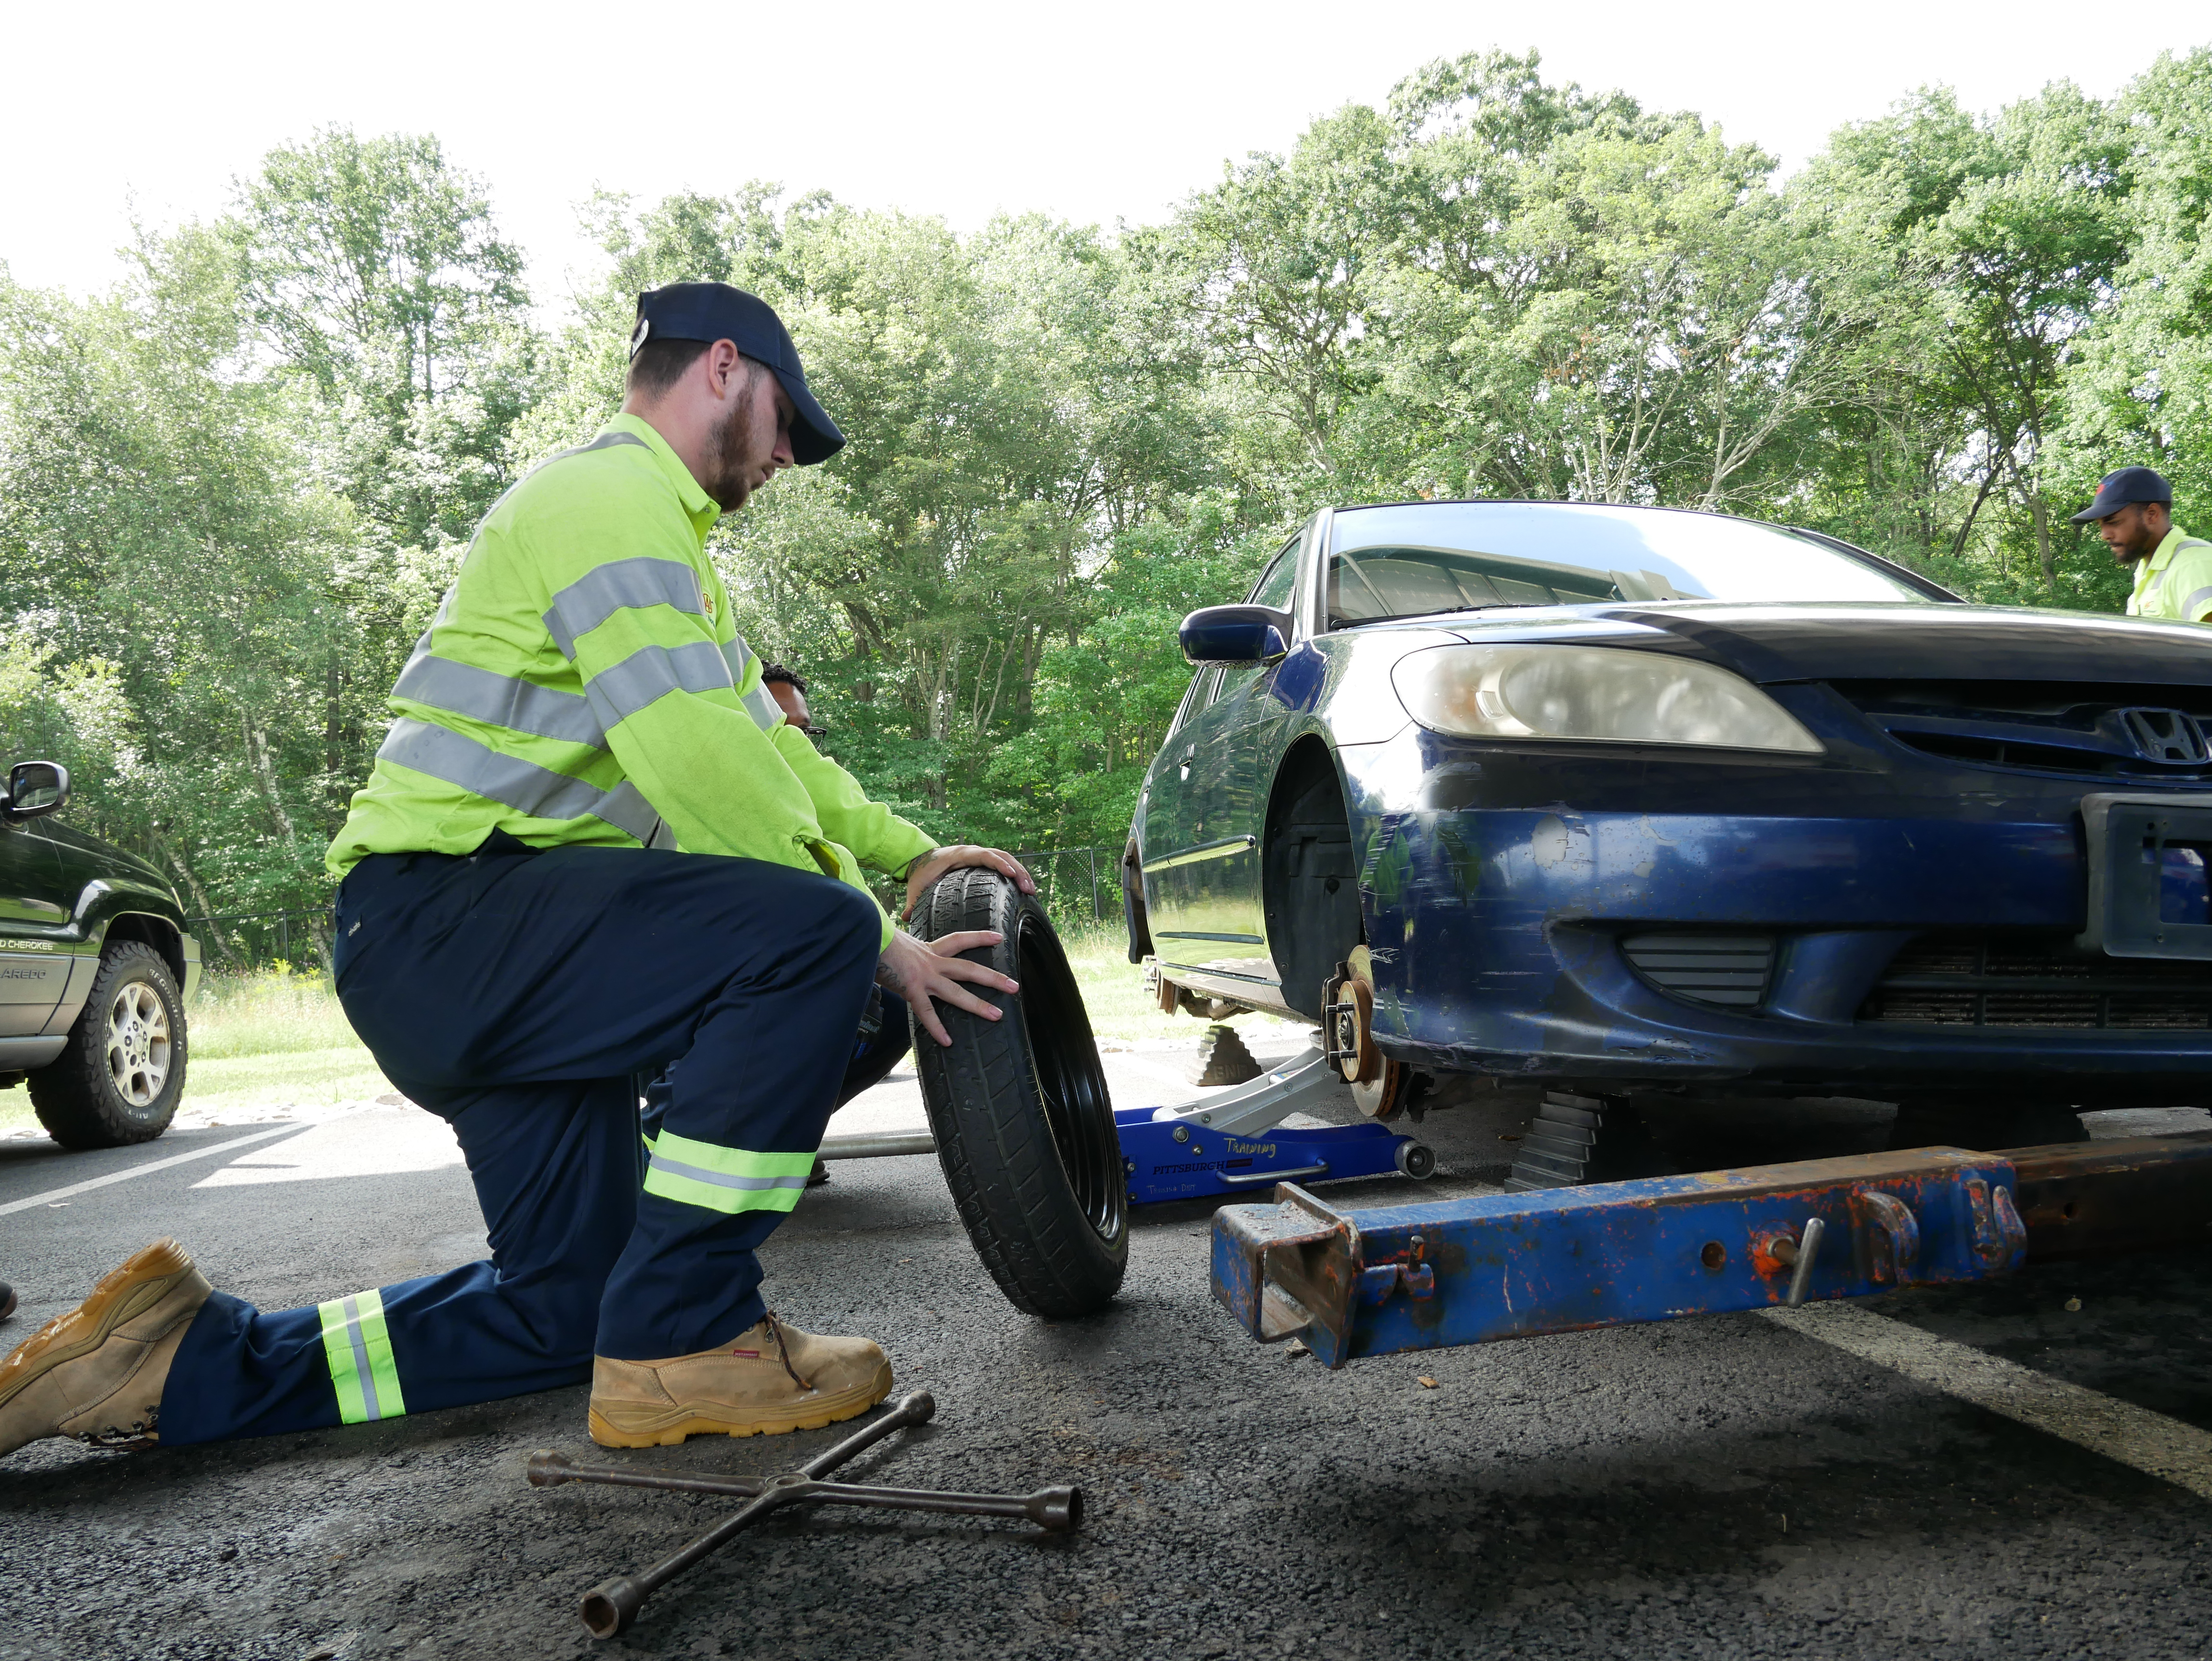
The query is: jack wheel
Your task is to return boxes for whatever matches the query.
[1396,1140,1437,1180]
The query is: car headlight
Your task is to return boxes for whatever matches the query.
[1390,644,1824,754]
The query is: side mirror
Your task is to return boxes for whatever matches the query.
[5,760,69,820]
[1180,605,1294,666]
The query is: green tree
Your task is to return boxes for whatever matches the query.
[230,128,537,550]
[2056,49,2212,545]
[0,237,357,944]
[1792,85,2130,600]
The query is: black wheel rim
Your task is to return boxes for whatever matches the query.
[1014,908,1125,1244]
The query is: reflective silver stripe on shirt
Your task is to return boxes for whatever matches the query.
[554,431,650,462]
[717,633,781,732]
[393,648,605,746]
[2182,585,2212,620]
[646,1153,810,1193]
[584,640,736,729]
[378,718,659,840]
[542,558,705,659]
[340,1296,382,1423]
[742,682,782,731]
[595,781,660,842]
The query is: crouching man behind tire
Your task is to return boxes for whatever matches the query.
[0,283,1031,1460]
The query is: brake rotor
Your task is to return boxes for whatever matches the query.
[1324,946,1406,1121]
[1351,1062,1406,1121]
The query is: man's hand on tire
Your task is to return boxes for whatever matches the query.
[902,846,1034,920]
[877,929,1019,1047]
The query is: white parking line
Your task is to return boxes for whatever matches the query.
[1763,1302,2212,1500]
[0,1124,312,1219]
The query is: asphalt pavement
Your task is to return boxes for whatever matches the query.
[3,1045,2212,1661]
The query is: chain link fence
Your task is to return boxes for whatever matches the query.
[185,909,333,975]
[1008,846,1121,931]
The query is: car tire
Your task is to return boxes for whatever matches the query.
[28,942,187,1150]
[908,867,1128,1318]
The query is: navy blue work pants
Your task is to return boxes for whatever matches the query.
[640,985,912,1147]
[160,837,884,1445]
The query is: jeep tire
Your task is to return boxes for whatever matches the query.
[29,941,187,1149]
[909,868,1127,1318]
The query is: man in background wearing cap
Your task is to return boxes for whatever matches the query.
[2074,465,2212,623]
[0,283,1032,1461]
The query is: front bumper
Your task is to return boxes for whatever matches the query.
[1354,787,2212,1104]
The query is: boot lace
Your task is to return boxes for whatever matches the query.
[760,1310,812,1391]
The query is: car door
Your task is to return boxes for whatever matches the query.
[0,817,70,1037]
[1144,534,1304,986]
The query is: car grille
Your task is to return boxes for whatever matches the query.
[1620,933,1776,1009]
[1860,934,2212,1028]
[1830,680,2212,783]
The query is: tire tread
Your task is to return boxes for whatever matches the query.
[910,869,1125,1318]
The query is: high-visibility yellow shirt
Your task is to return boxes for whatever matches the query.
[325,413,935,947]
[2126,526,2212,624]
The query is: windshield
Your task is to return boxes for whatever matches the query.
[1328,502,1926,626]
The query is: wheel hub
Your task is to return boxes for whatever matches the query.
[104,983,171,1108]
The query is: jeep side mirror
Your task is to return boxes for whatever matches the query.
[1180,605,1293,666]
[5,760,69,819]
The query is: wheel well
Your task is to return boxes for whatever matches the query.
[102,914,185,988]
[1262,739,1362,1021]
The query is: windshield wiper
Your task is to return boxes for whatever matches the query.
[1331,603,1560,628]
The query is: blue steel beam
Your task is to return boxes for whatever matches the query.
[1212,1146,2048,1369]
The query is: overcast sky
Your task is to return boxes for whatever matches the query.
[5,0,2207,312]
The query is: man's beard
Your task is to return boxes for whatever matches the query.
[700,377,760,511]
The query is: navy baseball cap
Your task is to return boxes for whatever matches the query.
[630,283,845,465]
[2071,465,2172,523]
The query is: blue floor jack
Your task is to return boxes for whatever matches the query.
[1111,1044,1436,1206]
[817,1043,1438,1208]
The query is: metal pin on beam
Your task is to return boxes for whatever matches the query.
[1785,1216,1824,1307]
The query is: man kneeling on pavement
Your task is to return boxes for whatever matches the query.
[0,282,1033,1458]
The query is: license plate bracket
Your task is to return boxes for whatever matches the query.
[2078,793,2212,959]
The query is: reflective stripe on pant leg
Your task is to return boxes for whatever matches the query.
[641,1128,814,1215]
[316,1290,408,1424]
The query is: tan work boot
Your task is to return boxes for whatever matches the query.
[589,1310,892,1448]
[0,1239,211,1457]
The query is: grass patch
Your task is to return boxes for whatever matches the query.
[1057,923,1301,1046]
[190,966,364,1059]
[1058,923,1184,1042]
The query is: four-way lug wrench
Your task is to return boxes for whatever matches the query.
[528,1391,1083,1639]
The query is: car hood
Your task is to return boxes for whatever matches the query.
[36,820,178,896]
[1417,601,2212,687]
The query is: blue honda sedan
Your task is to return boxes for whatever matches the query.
[1124,501,2212,1181]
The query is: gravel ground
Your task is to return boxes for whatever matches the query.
[3,1044,2210,1661]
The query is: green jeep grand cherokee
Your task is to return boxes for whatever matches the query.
[0,760,201,1148]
